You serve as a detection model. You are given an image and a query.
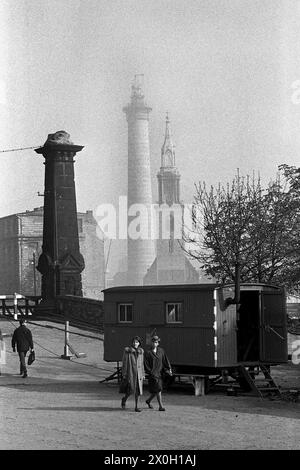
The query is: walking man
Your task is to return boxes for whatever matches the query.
[12,318,34,378]
[144,335,172,411]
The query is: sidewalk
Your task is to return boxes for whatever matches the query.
[0,318,300,450]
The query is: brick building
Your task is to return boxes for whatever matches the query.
[0,207,104,299]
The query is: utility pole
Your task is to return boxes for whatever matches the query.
[104,238,112,289]
[32,252,37,296]
[29,252,37,296]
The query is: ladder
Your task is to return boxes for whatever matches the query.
[237,364,282,399]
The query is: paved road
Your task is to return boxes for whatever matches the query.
[0,319,300,450]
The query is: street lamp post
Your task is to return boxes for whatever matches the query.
[31,252,37,296]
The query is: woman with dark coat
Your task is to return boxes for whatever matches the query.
[144,335,172,411]
[120,336,145,412]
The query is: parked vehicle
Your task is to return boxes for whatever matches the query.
[103,283,288,394]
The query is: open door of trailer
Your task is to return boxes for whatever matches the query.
[215,287,237,367]
[260,290,288,363]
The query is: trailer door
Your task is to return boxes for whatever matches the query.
[215,287,237,367]
[260,290,288,363]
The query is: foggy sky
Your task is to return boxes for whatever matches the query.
[1,0,300,274]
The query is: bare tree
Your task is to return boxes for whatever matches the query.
[183,169,300,292]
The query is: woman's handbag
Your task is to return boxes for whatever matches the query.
[119,376,130,394]
[28,350,35,366]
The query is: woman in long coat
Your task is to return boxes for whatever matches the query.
[144,335,172,411]
[120,336,145,412]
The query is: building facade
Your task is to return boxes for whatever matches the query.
[0,207,104,299]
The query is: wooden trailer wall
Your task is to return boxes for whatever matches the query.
[103,283,288,370]
[103,285,216,367]
[215,284,288,367]
[214,286,237,367]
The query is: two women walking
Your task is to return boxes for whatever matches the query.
[120,334,172,412]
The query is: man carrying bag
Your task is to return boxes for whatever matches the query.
[12,318,34,378]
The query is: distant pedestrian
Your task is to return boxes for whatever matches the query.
[144,335,172,411]
[11,318,34,378]
[0,328,6,375]
[120,336,145,412]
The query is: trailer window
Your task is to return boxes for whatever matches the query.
[118,303,133,323]
[166,302,183,323]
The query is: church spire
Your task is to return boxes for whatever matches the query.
[157,114,181,206]
[161,112,176,168]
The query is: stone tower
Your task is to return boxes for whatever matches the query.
[35,131,85,300]
[123,76,155,285]
[144,115,199,285]
[158,113,180,204]
[157,113,183,256]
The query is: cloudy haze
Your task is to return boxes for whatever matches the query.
[1,0,300,274]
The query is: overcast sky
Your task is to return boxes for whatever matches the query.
[1,0,300,273]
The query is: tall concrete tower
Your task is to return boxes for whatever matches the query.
[123,76,155,285]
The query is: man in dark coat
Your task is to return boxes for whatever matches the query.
[11,318,34,378]
[144,335,172,411]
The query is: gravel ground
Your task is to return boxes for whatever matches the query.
[0,318,300,450]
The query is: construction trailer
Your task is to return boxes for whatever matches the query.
[103,283,288,396]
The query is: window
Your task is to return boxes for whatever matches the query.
[118,303,133,323]
[166,302,183,323]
